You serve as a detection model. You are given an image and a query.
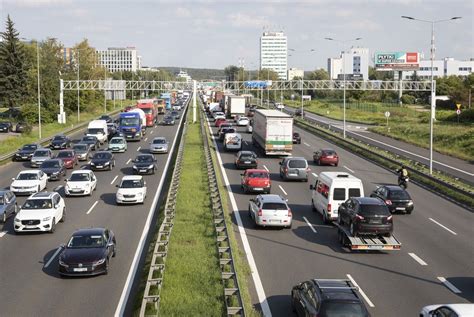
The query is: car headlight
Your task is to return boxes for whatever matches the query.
[104,161,110,165]
[14,217,20,223]
[59,259,68,267]
[407,201,413,205]
[42,216,51,221]
[148,164,154,169]
[52,171,59,175]
[93,258,106,266]
[135,133,140,137]
[137,192,143,197]
[117,192,123,198]
[85,183,90,188]
[90,162,95,165]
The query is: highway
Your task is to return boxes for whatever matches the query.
[0,105,187,316]
[205,107,474,316]
[283,106,474,184]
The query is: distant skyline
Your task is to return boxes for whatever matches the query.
[2,0,473,71]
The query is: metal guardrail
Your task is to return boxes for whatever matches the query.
[200,105,245,316]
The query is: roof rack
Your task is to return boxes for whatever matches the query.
[313,279,358,291]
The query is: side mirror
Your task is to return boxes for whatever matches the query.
[11,178,15,181]
[279,162,282,165]
[341,202,347,208]
[115,184,119,188]
[309,185,314,190]
[60,243,65,249]
[107,242,114,248]
[54,205,59,209]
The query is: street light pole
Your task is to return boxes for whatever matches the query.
[36,42,41,139]
[401,15,461,174]
[77,49,80,122]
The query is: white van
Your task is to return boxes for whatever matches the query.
[87,120,108,144]
[309,172,364,223]
[223,133,242,151]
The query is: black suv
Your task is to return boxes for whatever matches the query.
[292,132,301,144]
[50,135,71,149]
[338,197,393,237]
[291,278,370,317]
[0,122,13,132]
[234,151,258,169]
[370,185,414,214]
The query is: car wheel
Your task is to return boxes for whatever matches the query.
[406,209,413,215]
[60,208,65,222]
[104,259,109,275]
[152,167,155,175]
[317,159,321,166]
[14,204,18,214]
[50,218,56,233]
[112,246,117,257]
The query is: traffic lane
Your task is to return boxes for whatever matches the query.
[0,116,182,316]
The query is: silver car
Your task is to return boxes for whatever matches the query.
[279,157,310,182]
[72,143,90,161]
[149,137,169,154]
[0,190,17,223]
[30,148,53,168]
[248,194,292,228]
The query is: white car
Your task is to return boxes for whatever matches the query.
[14,192,65,233]
[246,123,253,133]
[172,105,181,111]
[275,103,285,110]
[236,116,250,126]
[115,175,147,205]
[420,304,474,317]
[248,194,292,228]
[65,170,97,196]
[214,114,225,121]
[10,170,48,196]
[212,111,225,120]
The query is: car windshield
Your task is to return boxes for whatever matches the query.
[22,145,36,150]
[288,160,307,168]
[17,173,39,180]
[359,204,390,216]
[120,117,139,126]
[42,161,60,168]
[323,150,336,156]
[34,150,49,157]
[165,116,173,120]
[240,152,256,159]
[239,117,248,121]
[388,190,410,200]
[73,145,87,152]
[22,199,52,210]
[120,179,143,188]
[321,302,366,316]
[110,138,124,144]
[100,116,110,120]
[70,173,90,182]
[262,202,287,210]
[82,136,96,142]
[67,234,105,248]
[136,155,153,163]
[57,151,73,158]
[88,128,103,134]
[93,152,111,160]
[248,172,268,178]
[53,136,65,141]
[0,196,4,204]
[153,139,166,144]
[171,111,178,115]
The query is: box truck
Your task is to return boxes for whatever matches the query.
[252,109,293,156]
[226,96,246,119]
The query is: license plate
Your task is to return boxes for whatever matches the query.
[22,156,28,159]
[368,245,384,250]
[269,219,280,223]
[73,268,87,272]
[253,188,263,191]
[244,161,251,164]
[126,135,132,138]
[96,166,103,169]
[396,207,406,211]
[370,219,382,224]
[140,170,147,173]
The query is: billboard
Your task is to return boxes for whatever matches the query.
[244,81,268,89]
[375,52,419,71]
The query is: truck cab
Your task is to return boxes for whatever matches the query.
[137,100,157,127]
[119,112,143,141]
[87,120,108,145]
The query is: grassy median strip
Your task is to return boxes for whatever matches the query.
[158,109,225,316]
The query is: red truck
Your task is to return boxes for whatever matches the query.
[136,99,157,127]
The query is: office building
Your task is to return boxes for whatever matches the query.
[97,47,141,72]
[327,47,370,80]
[402,57,473,79]
[287,68,304,80]
[260,31,288,80]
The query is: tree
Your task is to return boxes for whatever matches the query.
[368,66,393,80]
[255,68,279,81]
[0,15,29,112]
[224,65,240,81]
[308,68,329,80]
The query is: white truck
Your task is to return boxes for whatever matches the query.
[252,109,293,156]
[87,120,108,144]
[226,96,246,119]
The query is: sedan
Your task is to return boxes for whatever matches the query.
[14,144,39,161]
[133,154,157,175]
[65,170,97,197]
[313,148,339,166]
[80,135,100,151]
[219,127,236,141]
[107,136,127,153]
[0,121,13,132]
[236,116,250,126]
[90,151,115,171]
[215,118,226,127]
[0,190,17,223]
[370,185,414,214]
[234,151,258,169]
[115,175,147,204]
[56,150,78,169]
[10,170,48,195]
[149,137,169,154]
[58,228,116,277]
[248,194,292,228]
[241,169,271,194]
[72,143,91,161]
[292,132,301,144]
[170,110,181,120]
[30,148,54,168]
[50,135,71,150]
[40,159,67,181]
[107,123,118,138]
[162,116,175,125]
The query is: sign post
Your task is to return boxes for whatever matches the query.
[385,111,390,130]
[456,107,461,123]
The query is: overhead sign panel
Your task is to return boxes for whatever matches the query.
[375,52,420,71]
[245,81,268,89]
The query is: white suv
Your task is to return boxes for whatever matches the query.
[14,192,65,233]
[65,170,97,196]
[248,194,292,228]
[10,170,48,195]
[115,175,147,205]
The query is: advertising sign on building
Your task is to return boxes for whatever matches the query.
[375,52,420,71]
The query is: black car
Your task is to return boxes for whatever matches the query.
[219,127,236,141]
[14,144,38,161]
[107,123,118,138]
[58,227,116,277]
[0,122,13,133]
[162,115,175,125]
[50,135,71,149]
[294,108,303,117]
[170,110,181,119]
[370,185,414,214]
[234,151,258,169]
[40,159,67,181]
[15,122,30,133]
[293,132,301,144]
[291,278,370,317]
[132,154,157,175]
[80,135,100,151]
[99,115,113,123]
[90,151,115,171]
[338,197,393,237]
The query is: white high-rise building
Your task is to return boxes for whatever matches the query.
[327,47,370,80]
[287,68,304,80]
[402,57,473,80]
[260,31,288,80]
[97,47,141,72]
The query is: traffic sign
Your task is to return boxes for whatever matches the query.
[385,111,390,118]
[456,103,461,110]
[456,109,461,115]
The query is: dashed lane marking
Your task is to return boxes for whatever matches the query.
[303,216,317,233]
[263,165,269,172]
[343,165,355,173]
[278,185,288,195]
[44,247,62,268]
[429,218,457,235]
[437,277,461,294]
[110,175,118,185]
[86,201,99,215]
[408,253,428,266]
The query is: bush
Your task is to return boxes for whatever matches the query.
[401,94,416,105]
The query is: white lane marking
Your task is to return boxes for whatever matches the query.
[262,165,269,172]
[150,130,153,135]
[137,146,141,152]
[408,252,428,266]
[303,216,317,233]
[243,140,248,145]
[86,200,99,215]
[0,231,7,238]
[278,185,288,195]
[204,113,272,317]
[44,247,62,268]
[343,165,355,173]
[437,277,462,294]
[348,130,474,177]
[126,158,131,165]
[110,175,118,185]
[144,137,148,142]
[312,172,318,178]
[429,218,457,235]
[346,274,375,308]
[116,99,187,316]
[303,142,311,147]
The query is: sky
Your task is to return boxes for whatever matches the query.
[2,0,473,71]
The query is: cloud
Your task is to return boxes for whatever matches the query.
[228,12,270,28]
[175,7,191,18]
[7,0,72,7]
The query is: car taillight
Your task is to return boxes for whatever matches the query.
[284,167,288,173]
[288,209,292,217]
[327,204,331,212]
[387,215,393,221]
[385,200,392,205]
[258,209,262,217]
[355,214,364,220]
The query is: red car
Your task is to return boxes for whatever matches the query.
[241,169,271,194]
[215,118,227,127]
[313,148,339,166]
[56,150,78,169]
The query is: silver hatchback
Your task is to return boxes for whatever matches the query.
[149,137,169,154]
[248,194,292,228]
[279,157,310,182]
